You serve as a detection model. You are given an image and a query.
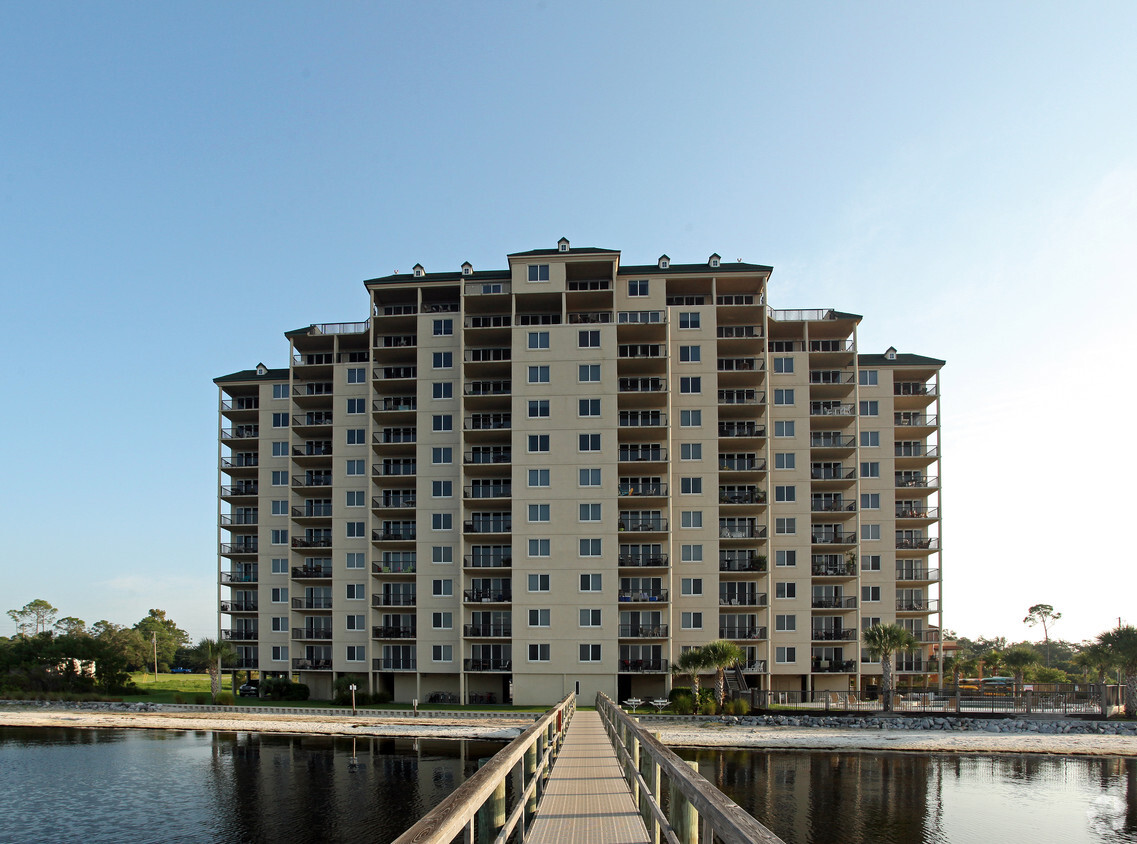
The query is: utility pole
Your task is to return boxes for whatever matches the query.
[152,632,158,682]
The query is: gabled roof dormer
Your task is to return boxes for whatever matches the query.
[558,237,570,252]
[255,362,268,376]
[657,254,670,269]
[708,253,721,268]
[412,263,425,278]
[461,261,473,276]
[885,346,897,361]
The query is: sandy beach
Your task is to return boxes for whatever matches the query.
[3,704,1137,756]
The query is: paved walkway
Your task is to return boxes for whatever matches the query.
[527,710,651,844]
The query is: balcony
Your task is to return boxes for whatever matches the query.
[895,413,938,429]
[810,498,855,513]
[619,448,666,463]
[811,629,858,642]
[809,371,854,386]
[718,389,764,406]
[219,600,258,613]
[292,413,333,430]
[895,382,937,397]
[220,456,258,471]
[220,483,258,498]
[465,314,510,329]
[739,660,768,673]
[719,555,767,573]
[291,565,332,579]
[463,519,512,535]
[809,402,855,417]
[292,659,333,671]
[810,533,855,546]
[896,567,940,582]
[812,596,857,609]
[465,281,510,296]
[465,414,511,431]
[465,347,510,363]
[374,429,416,445]
[291,628,333,641]
[719,488,764,505]
[464,380,511,397]
[372,593,416,607]
[463,589,512,604]
[465,448,511,465]
[373,493,416,509]
[220,571,258,585]
[718,524,766,539]
[895,536,939,550]
[220,426,258,441]
[291,537,333,549]
[618,553,668,568]
[292,351,335,365]
[719,626,767,640]
[293,474,332,488]
[567,311,612,324]
[292,505,333,518]
[618,482,667,497]
[465,484,512,499]
[810,433,855,449]
[214,627,254,641]
[377,335,417,349]
[619,344,665,359]
[719,593,767,607]
[374,397,417,413]
[373,658,417,671]
[617,589,668,603]
[618,518,667,532]
[618,625,669,638]
[717,358,762,372]
[464,658,512,672]
[811,560,857,577]
[897,599,940,612]
[717,325,762,339]
[618,659,669,673]
[895,475,939,489]
[617,310,665,325]
[463,555,512,569]
[372,560,417,574]
[810,466,856,481]
[234,657,259,670]
[812,659,857,673]
[718,422,765,438]
[719,456,765,472]
[373,528,416,542]
[566,278,611,292]
[376,461,416,477]
[219,513,258,526]
[896,506,940,519]
[619,411,665,428]
[220,542,258,556]
[292,597,333,610]
[463,624,512,637]
[618,377,665,393]
[375,366,416,381]
[372,626,416,639]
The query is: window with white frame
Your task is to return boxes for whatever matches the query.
[859,370,878,386]
[579,364,600,382]
[861,493,880,509]
[579,398,601,416]
[579,538,602,557]
[860,431,880,447]
[579,644,602,662]
[272,441,288,457]
[528,365,550,384]
[346,552,365,569]
[680,511,703,528]
[528,504,550,522]
[679,376,701,394]
[579,468,601,486]
[528,574,550,592]
[347,459,365,475]
[859,400,879,416]
[861,555,882,572]
[774,420,795,437]
[432,579,453,597]
[528,331,550,349]
[346,490,365,508]
[680,577,703,596]
[775,582,797,599]
[529,469,551,487]
[432,546,453,564]
[775,550,796,567]
[432,382,453,399]
[579,433,601,451]
[578,330,600,348]
[774,389,794,405]
[271,558,287,575]
[432,480,453,498]
[271,587,288,603]
[272,383,288,399]
[681,612,703,630]
[347,367,366,383]
[775,517,796,535]
[678,312,700,329]
[271,529,288,545]
[346,583,365,600]
[528,608,550,627]
[774,453,795,469]
[579,503,601,521]
[861,524,881,540]
[679,345,701,362]
[432,644,453,662]
[432,611,453,629]
[579,608,602,627]
[773,357,794,374]
[680,409,702,427]
[528,538,550,557]
[579,573,602,591]
[346,521,364,538]
[529,643,551,661]
[346,428,366,445]
[680,443,702,460]
[681,544,703,562]
[346,398,366,414]
[860,462,881,478]
[433,351,453,369]
[271,500,287,516]
[272,645,289,661]
[528,434,550,452]
[629,279,649,296]
[431,513,453,531]
[432,447,453,464]
[346,614,365,631]
[432,318,453,336]
[775,614,796,632]
[862,586,881,602]
[775,646,796,663]
[775,485,796,502]
[271,617,287,632]
[528,400,550,418]
[272,412,289,428]
[527,264,550,282]
[271,470,288,486]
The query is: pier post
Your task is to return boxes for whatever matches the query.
[525,741,538,829]
[670,760,699,844]
[627,732,640,806]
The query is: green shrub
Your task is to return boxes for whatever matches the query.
[670,697,694,715]
[371,690,392,705]
[333,675,369,706]
[215,692,235,706]
[172,694,185,704]
[698,699,717,716]
[724,698,750,716]
[286,683,310,701]
[193,693,208,705]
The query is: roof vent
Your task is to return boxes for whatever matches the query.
[709,253,721,268]
[657,254,670,269]
[558,237,570,252]
[413,263,425,278]
[461,261,473,276]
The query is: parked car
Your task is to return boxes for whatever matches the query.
[238,680,260,697]
[170,667,192,674]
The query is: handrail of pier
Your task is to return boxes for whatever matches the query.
[596,693,784,844]
[393,692,576,844]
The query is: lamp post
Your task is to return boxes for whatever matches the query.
[349,684,357,716]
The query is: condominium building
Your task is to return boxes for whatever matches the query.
[216,239,943,704]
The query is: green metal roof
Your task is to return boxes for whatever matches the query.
[618,261,772,275]
[214,367,288,384]
[858,353,945,367]
[365,269,512,285]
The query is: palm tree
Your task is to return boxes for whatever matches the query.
[862,624,919,712]
[194,637,236,700]
[671,647,708,705]
[980,650,1003,678]
[1098,626,1137,716]
[701,640,746,711]
[943,654,977,690]
[1074,642,1114,684]
[1001,647,1037,687]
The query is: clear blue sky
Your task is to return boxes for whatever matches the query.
[2,2,1134,645]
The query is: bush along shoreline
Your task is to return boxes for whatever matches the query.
[641,712,1137,735]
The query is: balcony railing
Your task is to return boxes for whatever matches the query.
[219,600,258,613]
[617,310,665,324]
[220,571,258,584]
[465,414,511,430]
[372,626,416,639]
[293,474,332,487]
[812,659,857,673]
[896,567,940,582]
[718,422,765,438]
[465,380,511,396]
[619,344,665,359]
[292,414,333,427]
[812,596,857,609]
[292,659,332,671]
[618,625,669,638]
[895,537,939,550]
[811,533,855,545]
[464,658,512,671]
[896,599,940,612]
[220,484,258,497]
[618,482,666,497]
[292,505,332,518]
[291,597,333,609]
[718,556,767,573]
[463,589,513,603]
[717,358,762,372]
[717,325,762,338]
[618,658,669,673]
[372,594,416,607]
[372,560,417,574]
[465,314,510,328]
[618,377,665,392]
[896,506,940,519]
[810,402,855,417]
[291,628,332,640]
[372,494,416,509]
[378,335,417,349]
[291,566,332,579]
[463,624,512,637]
[219,629,258,641]
[465,485,512,499]
[719,626,767,640]
[464,556,512,569]
[618,554,668,567]
[619,412,665,427]
[895,382,937,396]
[465,449,511,464]
[567,311,612,324]
[463,520,512,534]
[617,590,668,602]
[719,489,764,504]
[895,414,938,427]
[811,561,857,577]
[719,457,765,471]
[810,433,855,448]
[374,397,416,412]
[718,525,766,539]
[373,529,416,541]
[811,629,858,641]
[719,593,767,607]
[291,537,333,549]
[811,466,856,480]
[219,513,258,526]
[896,475,939,488]
[739,660,768,673]
[373,658,417,671]
[809,371,854,385]
[220,542,258,555]
[619,449,666,463]
[220,427,258,440]
[465,347,511,363]
[618,518,668,532]
[718,389,764,405]
[810,499,855,512]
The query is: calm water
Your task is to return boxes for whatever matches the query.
[0,727,504,844]
[3,727,1136,844]
[676,747,1137,844]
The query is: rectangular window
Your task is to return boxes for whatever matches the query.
[861,524,881,540]
[775,582,796,599]
[432,645,453,662]
[528,331,550,349]
[528,504,550,522]
[433,351,453,369]
[679,345,701,362]
[859,400,879,416]
[346,459,365,475]
[272,646,289,661]
[528,574,551,592]
[346,552,365,569]
[629,279,649,296]
[346,648,366,665]
[774,420,795,438]
[346,490,365,506]
[273,383,288,399]
[528,538,551,557]
[861,493,880,510]
[346,583,365,600]
[527,263,550,282]
[528,365,550,384]
[678,312,700,329]
[527,434,550,453]
[347,367,366,383]
[432,382,453,399]
[578,330,600,348]
[271,558,287,575]
[774,453,795,470]
[271,500,287,516]
[775,517,796,535]
[346,521,364,538]
[862,586,881,602]
[432,546,453,564]
[579,574,602,592]
[431,513,453,531]
[579,538,602,557]
[432,579,453,597]
[579,399,601,417]
[270,529,288,545]
[432,414,453,431]
[860,462,881,478]
[579,364,600,382]
[774,389,794,405]
[529,400,550,418]
[529,608,550,627]
[860,431,880,447]
[272,441,288,457]
[432,318,453,336]
[680,409,702,427]
[859,370,878,386]
[432,447,453,464]
[775,646,796,664]
[529,643,551,661]
[579,503,601,521]
[680,577,703,596]
[774,485,796,502]
[679,377,701,394]
[271,617,287,632]
[775,550,796,567]
[680,477,703,494]
[680,443,702,460]
[775,614,796,632]
[272,412,289,428]
[346,398,365,414]
[579,468,601,486]
[579,644,602,662]
[529,469,551,487]
[271,470,288,486]
[271,587,288,603]
[432,480,453,498]
[346,428,365,445]
[579,433,601,451]
[681,612,703,630]
[680,511,703,528]
[681,544,703,562]
[773,357,794,374]
[346,614,365,631]
[862,555,882,572]
[579,608,602,627]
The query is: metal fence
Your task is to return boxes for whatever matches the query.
[744,684,1108,716]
